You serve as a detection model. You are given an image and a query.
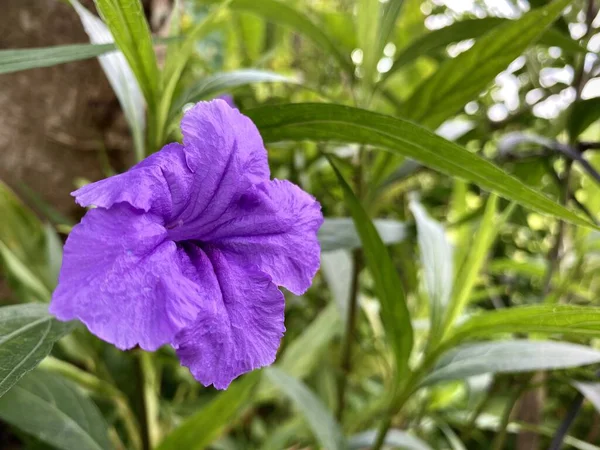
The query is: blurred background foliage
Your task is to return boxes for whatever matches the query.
[1,0,600,449]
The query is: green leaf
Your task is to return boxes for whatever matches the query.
[0,304,75,397]
[70,0,146,161]
[381,16,581,85]
[443,195,500,332]
[349,429,432,450]
[409,197,453,334]
[0,42,117,75]
[357,0,381,85]
[201,0,353,72]
[572,381,600,414]
[265,367,346,450]
[171,69,299,120]
[0,371,111,450]
[449,305,600,343]
[321,251,354,321]
[326,156,413,377]
[92,0,160,108]
[568,98,600,139]
[157,371,260,450]
[403,0,571,128]
[319,218,407,252]
[248,103,594,228]
[424,340,600,386]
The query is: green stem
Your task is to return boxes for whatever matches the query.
[137,351,161,450]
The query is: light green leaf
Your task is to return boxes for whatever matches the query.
[357,0,381,85]
[92,0,160,108]
[0,304,75,397]
[327,156,413,377]
[0,42,117,75]
[409,197,453,334]
[443,195,500,332]
[449,305,600,343]
[71,0,146,160]
[319,218,407,252]
[424,340,600,386]
[171,69,298,120]
[381,16,581,85]
[247,103,595,229]
[404,0,571,128]
[0,371,111,450]
[265,367,346,450]
[157,371,260,450]
[201,0,353,72]
[349,429,432,450]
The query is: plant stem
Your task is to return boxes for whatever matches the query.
[548,392,584,450]
[137,351,161,450]
[335,249,362,421]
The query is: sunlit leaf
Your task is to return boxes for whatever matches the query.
[248,103,595,228]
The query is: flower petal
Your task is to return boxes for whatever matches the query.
[175,245,285,389]
[200,179,323,295]
[167,100,270,241]
[49,204,209,351]
[73,143,191,220]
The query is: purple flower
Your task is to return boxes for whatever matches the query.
[217,94,236,109]
[49,100,323,389]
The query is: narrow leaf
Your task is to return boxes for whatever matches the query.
[0,371,111,450]
[0,304,75,397]
[568,98,600,139]
[71,0,146,160]
[157,372,260,450]
[410,198,453,333]
[572,381,600,414]
[247,103,595,229]
[0,43,117,75]
[404,0,571,128]
[265,367,346,450]
[450,305,600,343]
[201,0,353,72]
[92,0,160,107]
[424,340,600,386]
[327,156,413,376]
[319,217,407,252]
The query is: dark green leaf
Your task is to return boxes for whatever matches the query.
[424,340,600,386]
[327,156,413,376]
[157,371,260,450]
[200,0,353,72]
[248,103,594,228]
[0,43,116,75]
[568,98,600,139]
[449,305,600,343]
[0,304,75,397]
[404,0,571,128]
[265,367,346,450]
[0,371,111,450]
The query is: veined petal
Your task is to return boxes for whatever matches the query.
[49,204,209,351]
[201,179,323,295]
[73,143,191,220]
[175,246,285,390]
[167,100,270,241]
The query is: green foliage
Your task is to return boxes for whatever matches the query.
[2,0,600,448]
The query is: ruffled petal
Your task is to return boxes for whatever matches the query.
[174,245,285,389]
[167,100,270,241]
[73,143,191,220]
[199,179,323,295]
[49,204,210,351]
